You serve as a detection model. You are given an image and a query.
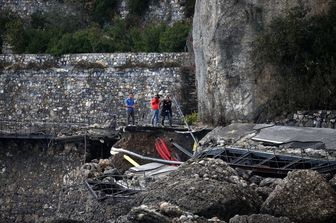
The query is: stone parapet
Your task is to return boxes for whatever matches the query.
[276,111,336,129]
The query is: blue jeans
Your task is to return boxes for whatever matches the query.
[151,110,159,126]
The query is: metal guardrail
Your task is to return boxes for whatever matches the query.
[84,173,146,201]
[198,147,336,177]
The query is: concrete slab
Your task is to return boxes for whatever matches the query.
[252,126,336,151]
[199,123,257,146]
[129,162,165,172]
[129,164,178,177]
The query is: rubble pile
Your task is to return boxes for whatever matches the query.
[228,214,291,223]
[261,170,336,223]
[108,158,336,223]
[199,124,336,160]
[53,125,336,222]
[111,202,226,223]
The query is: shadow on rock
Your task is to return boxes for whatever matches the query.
[261,170,336,223]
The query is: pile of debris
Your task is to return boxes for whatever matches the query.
[76,124,336,223]
[82,157,179,201]
[199,123,336,160]
[111,158,336,223]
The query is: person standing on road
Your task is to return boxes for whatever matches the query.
[160,95,172,127]
[125,93,136,125]
[150,94,160,126]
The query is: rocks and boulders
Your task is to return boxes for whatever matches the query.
[198,124,256,148]
[85,154,336,223]
[329,174,336,191]
[112,203,226,223]
[73,126,336,223]
[48,219,84,223]
[229,214,291,223]
[261,170,336,223]
[134,158,262,221]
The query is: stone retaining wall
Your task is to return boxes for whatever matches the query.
[276,111,336,129]
[0,53,196,130]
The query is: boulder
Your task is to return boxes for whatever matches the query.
[173,215,226,223]
[229,214,291,223]
[261,170,336,223]
[167,158,248,185]
[112,203,225,223]
[98,159,112,170]
[159,202,184,218]
[255,187,274,201]
[259,178,283,189]
[329,174,336,191]
[137,159,261,221]
[113,205,170,223]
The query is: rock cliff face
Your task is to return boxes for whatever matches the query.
[0,0,186,24]
[193,0,332,125]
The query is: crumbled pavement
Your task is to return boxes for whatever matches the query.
[72,125,336,223]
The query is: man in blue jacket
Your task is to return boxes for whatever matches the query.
[125,93,136,125]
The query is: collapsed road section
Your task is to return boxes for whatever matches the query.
[2,123,336,222]
[83,124,336,204]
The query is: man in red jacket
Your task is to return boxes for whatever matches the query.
[151,94,160,126]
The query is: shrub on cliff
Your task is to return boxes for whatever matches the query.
[3,15,190,54]
[48,25,114,55]
[255,6,336,112]
[130,23,166,52]
[159,21,191,52]
[0,11,15,52]
[5,19,27,53]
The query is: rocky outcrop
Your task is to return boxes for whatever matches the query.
[193,0,332,125]
[261,170,336,223]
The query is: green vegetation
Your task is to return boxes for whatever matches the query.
[185,112,198,125]
[0,11,19,52]
[0,0,191,54]
[159,21,191,52]
[255,6,336,113]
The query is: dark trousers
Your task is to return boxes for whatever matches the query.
[127,110,135,125]
[161,111,172,126]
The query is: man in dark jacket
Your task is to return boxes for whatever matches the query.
[160,95,172,127]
